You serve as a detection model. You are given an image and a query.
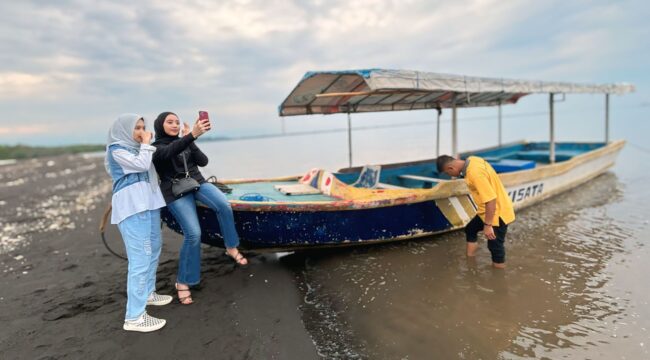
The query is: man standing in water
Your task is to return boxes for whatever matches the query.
[437,155,515,268]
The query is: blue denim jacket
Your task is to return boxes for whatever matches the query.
[107,144,150,193]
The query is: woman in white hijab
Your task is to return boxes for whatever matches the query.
[105,114,172,332]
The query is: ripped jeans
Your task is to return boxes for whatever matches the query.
[117,209,162,321]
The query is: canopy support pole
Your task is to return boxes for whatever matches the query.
[347,112,353,168]
[549,93,555,164]
[452,98,458,158]
[436,107,441,157]
[498,102,502,146]
[605,93,610,143]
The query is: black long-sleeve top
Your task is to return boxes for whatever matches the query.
[152,134,209,203]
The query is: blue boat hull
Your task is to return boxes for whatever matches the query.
[161,199,454,250]
[159,141,624,250]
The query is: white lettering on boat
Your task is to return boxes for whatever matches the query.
[508,183,544,203]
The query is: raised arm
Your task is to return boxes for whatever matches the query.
[153,118,211,162]
[152,134,195,162]
[113,144,156,174]
[189,142,209,167]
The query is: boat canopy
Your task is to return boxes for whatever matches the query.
[279,69,635,116]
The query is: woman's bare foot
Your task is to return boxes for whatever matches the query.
[225,248,248,266]
[175,283,193,305]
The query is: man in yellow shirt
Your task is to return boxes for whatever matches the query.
[437,155,515,268]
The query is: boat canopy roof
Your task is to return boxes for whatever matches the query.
[279,69,635,116]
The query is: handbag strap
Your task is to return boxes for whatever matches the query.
[181,151,191,178]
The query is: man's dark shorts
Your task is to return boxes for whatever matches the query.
[465,215,508,264]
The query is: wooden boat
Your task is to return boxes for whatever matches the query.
[160,69,634,250]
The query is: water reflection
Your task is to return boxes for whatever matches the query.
[284,172,632,359]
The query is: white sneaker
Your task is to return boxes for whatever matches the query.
[147,292,173,306]
[123,312,166,332]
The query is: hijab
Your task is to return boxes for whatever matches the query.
[153,111,179,145]
[107,113,142,150]
[104,114,159,188]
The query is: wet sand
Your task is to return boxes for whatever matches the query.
[0,154,318,359]
[2,143,650,359]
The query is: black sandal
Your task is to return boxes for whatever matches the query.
[225,250,248,266]
[175,283,193,305]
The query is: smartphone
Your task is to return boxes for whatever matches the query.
[198,111,209,122]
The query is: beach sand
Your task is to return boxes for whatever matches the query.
[0,154,319,359]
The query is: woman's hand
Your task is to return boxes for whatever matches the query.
[181,122,191,137]
[191,118,211,139]
[142,131,153,144]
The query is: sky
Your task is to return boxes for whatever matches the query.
[0,0,648,146]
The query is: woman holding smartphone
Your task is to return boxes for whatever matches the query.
[152,111,247,305]
[105,114,172,332]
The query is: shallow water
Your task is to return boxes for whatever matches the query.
[194,119,650,359]
[283,172,650,359]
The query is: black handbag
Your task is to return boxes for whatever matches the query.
[171,152,200,197]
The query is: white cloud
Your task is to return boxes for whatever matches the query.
[0,125,51,135]
[35,54,88,69]
[154,0,309,41]
[0,0,646,145]
[0,71,81,99]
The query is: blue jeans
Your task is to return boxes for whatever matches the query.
[117,209,162,321]
[167,183,240,285]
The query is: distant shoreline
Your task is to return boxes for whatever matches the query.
[0,118,449,160]
[0,144,105,160]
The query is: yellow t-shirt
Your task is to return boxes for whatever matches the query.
[464,156,515,225]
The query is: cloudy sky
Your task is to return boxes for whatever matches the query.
[0,0,647,146]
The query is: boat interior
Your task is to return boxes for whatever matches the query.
[338,142,605,189]
[224,180,335,202]
[223,142,606,201]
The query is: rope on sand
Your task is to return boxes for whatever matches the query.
[99,203,127,261]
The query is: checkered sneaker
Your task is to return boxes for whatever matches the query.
[123,312,166,333]
[147,292,173,306]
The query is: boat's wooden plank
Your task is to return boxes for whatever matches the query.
[274,184,321,195]
[398,174,446,183]
[376,182,407,189]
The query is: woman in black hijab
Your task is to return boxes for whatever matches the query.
[152,111,247,305]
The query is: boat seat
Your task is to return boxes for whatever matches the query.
[376,182,407,189]
[351,165,381,188]
[515,150,575,162]
[488,159,536,173]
